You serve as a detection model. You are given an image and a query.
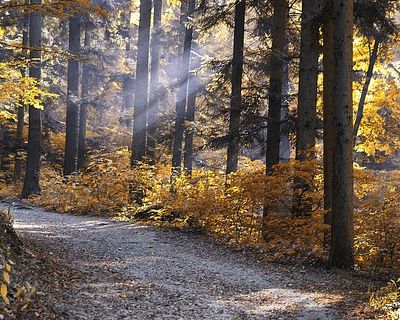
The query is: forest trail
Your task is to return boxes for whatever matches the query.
[2,202,368,319]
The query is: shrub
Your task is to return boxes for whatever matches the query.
[7,148,400,274]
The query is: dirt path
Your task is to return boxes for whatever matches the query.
[1,202,372,319]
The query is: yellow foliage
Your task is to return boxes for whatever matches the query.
[370,279,400,319]
[0,61,57,123]
[354,169,400,273]
[3,272,10,285]
[11,148,399,274]
[1,283,9,305]
[352,33,400,158]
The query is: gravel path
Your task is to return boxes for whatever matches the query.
[1,202,369,319]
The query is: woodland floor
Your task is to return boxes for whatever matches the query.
[0,201,380,320]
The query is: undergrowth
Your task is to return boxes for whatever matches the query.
[370,278,400,319]
[1,148,399,278]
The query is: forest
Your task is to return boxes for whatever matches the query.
[0,0,399,318]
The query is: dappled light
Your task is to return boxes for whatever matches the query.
[0,0,399,318]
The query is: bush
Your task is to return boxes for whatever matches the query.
[370,278,400,319]
[7,148,400,274]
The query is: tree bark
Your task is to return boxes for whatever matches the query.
[265,0,287,172]
[131,0,152,164]
[120,11,134,130]
[322,2,334,224]
[0,126,4,172]
[63,14,81,175]
[21,0,42,198]
[121,77,134,129]
[171,0,195,174]
[226,0,246,175]
[77,24,91,170]
[279,39,290,163]
[296,0,321,160]
[330,0,354,269]
[292,0,322,216]
[353,38,380,145]
[183,47,201,174]
[147,0,162,163]
[14,11,29,182]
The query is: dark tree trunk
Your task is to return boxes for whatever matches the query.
[0,126,4,172]
[14,106,25,182]
[178,1,188,47]
[21,0,42,198]
[226,0,246,175]
[183,47,200,174]
[279,39,290,163]
[14,12,29,182]
[292,0,321,216]
[77,24,91,170]
[322,2,334,225]
[147,0,162,163]
[64,14,81,175]
[265,0,287,171]
[330,0,354,269]
[121,77,135,129]
[120,11,134,130]
[296,0,321,160]
[171,0,195,174]
[353,38,380,145]
[131,0,152,164]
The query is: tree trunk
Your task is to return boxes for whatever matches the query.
[296,0,321,160]
[121,11,134,130]
[183,46,201,174]
[353,38,380,145]
[77,24,91,170]
[147,0,162,163]
[292,0,321,216]
[121,77,134,129]
[63,14,81,175]
[322,2,334,227]
[226,0,246,175]
[171,0,195,174]
[14,12,29,182]
[330,0,354,269]
[265,0,287,171]
[279,39,290,163]
[0,126,4,172]
[131,0,152,164]
[21,0,42,198]
[14,106,25,182]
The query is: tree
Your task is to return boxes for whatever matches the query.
[171,0,195,173]
[63,14,81,175]
[353,38,380,145]
[147,0,162,163]
[265,0,287,171]
[322,1,334,225]
[225,0,246,175]
[352,0,398,148]
[21,0,42,198]
[330,0,354,269]
[131,0,152,164]
[292,0,322,216]
[120,10,134,129]
[295,0,322,160]
[183,47,200,174]
[77,22,91,170]
[279,40,290,163]
[14,11,29,182]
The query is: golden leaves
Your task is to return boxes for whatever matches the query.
[1,283,9,305]
[0,61,58,123]
[3,272,10,285]
[22,146,400,274]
